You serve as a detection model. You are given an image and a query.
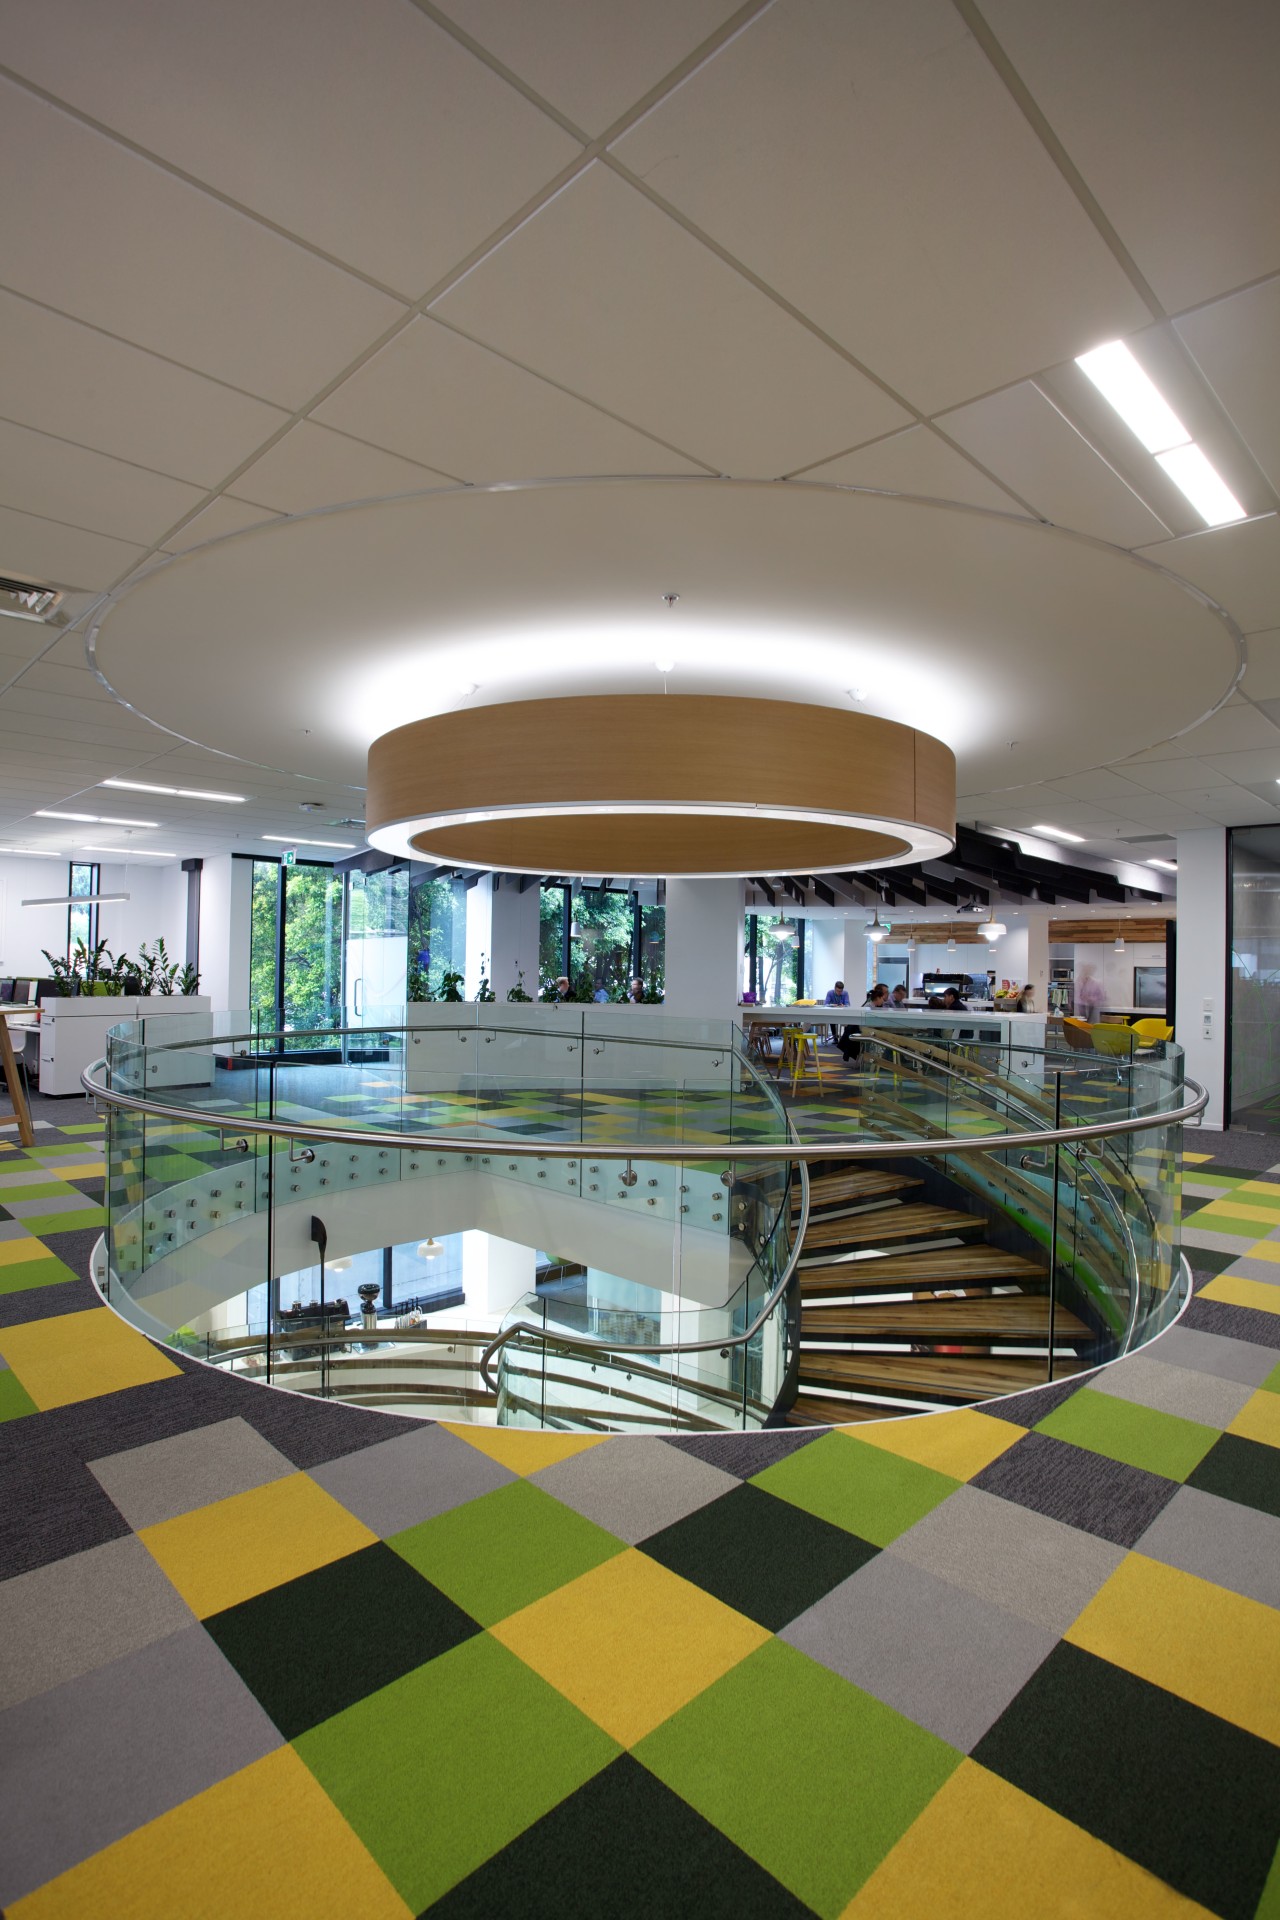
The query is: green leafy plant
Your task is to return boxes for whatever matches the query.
[40,949,77,997]
[506,967,532,1003]
[177,962,201,997]
[137,938,180,996]
[475,954,496,1003]
[407,959,433,1003]
[439,968,465,1003]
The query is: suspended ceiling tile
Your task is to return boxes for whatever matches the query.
[796,427,1026,514]
[1134,515,1280,637]
[1043,770,1156,804]
[0,81,406,409]
[979,0,1280,313]
[315,315,708,481]
[433,0,745,134]
[612,0,1148,415]
[1114,799,1219,831]
[0,0,580,296]
[12,661,132,702]
[1176,278,1280,497]
[1199,746,1280,786]
[1119,755,1241,793]
[0,418,208,548]
[225,423,451,516]
[432,163,911,475]
[1188,788,1280,826]
[0,291,291,489]
[0,504,147,594]
[163,497,284,552]
[1240,629,1280,701]
[937,383,1170,547]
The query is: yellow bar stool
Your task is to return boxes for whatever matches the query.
[782,1026,824,1094]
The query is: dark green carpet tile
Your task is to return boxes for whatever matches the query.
[205,1543,482,1739]
[973,1640,1280,1920]
[638,1481,877,1631]
[1186,1432,1280,1521]
[425,1753,817,1919]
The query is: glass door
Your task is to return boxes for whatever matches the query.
[344,867,408,1023]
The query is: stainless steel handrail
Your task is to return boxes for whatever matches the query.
[81,1057,1208,1158]
[85,1041,1202,1428]
[479,1156,811,1397]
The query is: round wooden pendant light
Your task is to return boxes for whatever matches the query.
[366,694,955,877]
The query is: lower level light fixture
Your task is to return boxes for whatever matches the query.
[366,694,955,878]
[417,1237,443,1259]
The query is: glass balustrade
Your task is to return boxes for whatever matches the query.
[85,1008,1200,1432]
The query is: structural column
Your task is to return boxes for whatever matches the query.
[488,878,541,1002]
[1175,828,1227,1129]
[663,878,745,1021]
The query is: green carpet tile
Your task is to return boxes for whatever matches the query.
[1,1100,1280,1917]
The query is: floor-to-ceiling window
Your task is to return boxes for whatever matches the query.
[538,882,666,999]
[247,857,343,1029]
[249,858,279,1018]
[407,866,466,1000]
[67,861,99,962]
[742,912,804,1004]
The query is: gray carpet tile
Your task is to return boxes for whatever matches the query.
[884,1484,1125,1634]
[0,1626,281,1907]
[1134,1483,1280,1609]
[529,1436,738,1544]
[0,1534,195,1711]
[783,1552,1058,1754]
[309,1421,517,1536]
[89,1416,296,1530]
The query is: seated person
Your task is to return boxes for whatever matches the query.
[941,987,968,1011]
[840,982,889,1060]
[628,977,646,1003]
[823,978,851,1044]
[889,985,909,1010]
[553,976,572,1001]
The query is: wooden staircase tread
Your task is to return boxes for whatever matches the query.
[795,1170,922,1211]
[797,1352,1089,1401]
[800,1248,1047,1294]
[801,1204,984,1249]
[800,1298,1091,1338]
[787,1395,895,1426]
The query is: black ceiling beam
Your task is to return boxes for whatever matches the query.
[811,878,836,907]
[752,876,777,907]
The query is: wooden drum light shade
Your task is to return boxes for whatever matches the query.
[365,694,955,877]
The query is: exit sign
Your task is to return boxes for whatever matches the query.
[281,847,297,867]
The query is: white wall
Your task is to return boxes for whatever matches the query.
[198,854,252,1011]
[1176,828,1226,1127]
[0,854,70,976]
[96,861,188,968]
[808,919,845,998]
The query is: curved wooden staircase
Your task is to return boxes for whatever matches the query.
[788,1161,1092,1426]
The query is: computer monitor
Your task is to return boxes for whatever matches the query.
[0,980,14,1003]
[12,979,36,1006]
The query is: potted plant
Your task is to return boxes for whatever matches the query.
[475,955,496,1003]
[506,967,532,1003]
[439,968,465,1003]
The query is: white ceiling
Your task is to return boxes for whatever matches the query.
[0,0,1276,871]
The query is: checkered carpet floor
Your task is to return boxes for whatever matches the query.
[1,1099,1279,1918]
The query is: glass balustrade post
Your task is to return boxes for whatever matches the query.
[1047,1069,1063,1384]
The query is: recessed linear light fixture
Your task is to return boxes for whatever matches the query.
[0,846,60,857]
[1148,858,1178,872]
[1075,340,1246,527]
[261,834,356,850]
[100,779,247,803]
[80,845,175,858]
[36,810,159,827]
[1032,824,1086,844]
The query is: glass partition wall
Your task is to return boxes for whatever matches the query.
[1230,826,1280,1129]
